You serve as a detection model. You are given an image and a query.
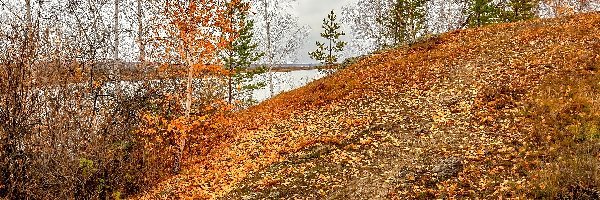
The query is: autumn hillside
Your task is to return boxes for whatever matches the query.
[142,12,600,199]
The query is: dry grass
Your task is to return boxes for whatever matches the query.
[140,12,600,199]
[524,71,600,198]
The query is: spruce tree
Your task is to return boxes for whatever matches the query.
[380,0,428,46]
[502,0,538,22]
[309,10,346,74]
[465,0,501,27]
[223,0,265,107]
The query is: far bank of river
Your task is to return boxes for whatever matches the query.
[252,69,326,102]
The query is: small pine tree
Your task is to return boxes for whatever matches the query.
[380,0,428,46]
[465,0,501,27]
[309,10,346,74]
[502,0,538,22]
[222,0,265,108]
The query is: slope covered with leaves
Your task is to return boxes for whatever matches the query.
[141,12,600,199]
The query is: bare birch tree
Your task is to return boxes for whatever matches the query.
[252,0,309,97]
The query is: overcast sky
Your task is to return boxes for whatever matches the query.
[294,0,357,64]
[0,0,357,64]
[4,0,599,64]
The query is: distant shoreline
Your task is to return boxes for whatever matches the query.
[267,66,317,72]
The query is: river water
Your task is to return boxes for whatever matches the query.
[251,69,325,102]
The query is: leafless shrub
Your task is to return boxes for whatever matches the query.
[0,0,184,198]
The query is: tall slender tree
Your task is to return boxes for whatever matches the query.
[502,0,539,22]
[309,10,346,74]
[464,0,501,27]
[162,0,235,172]
[137,0,145,63]
[112,0,119,81]
[259,0,274,96]
[222,0,265,107]
[252,0,309,97]
[341,0,392,54]
[380,0,429,45]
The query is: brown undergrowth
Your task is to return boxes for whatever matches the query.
[140,12,600,199]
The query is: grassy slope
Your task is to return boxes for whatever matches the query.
[141,12,600,199]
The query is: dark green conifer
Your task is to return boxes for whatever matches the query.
[309,10,346,74]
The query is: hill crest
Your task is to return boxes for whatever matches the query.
[141,12,600,199]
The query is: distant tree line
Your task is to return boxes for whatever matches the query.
[342,0,598,55]
[310,0,593,70]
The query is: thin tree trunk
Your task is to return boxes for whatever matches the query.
[137,0,145,63]
[185,56,193,118]
[268,39,274,98]
[263,0,274,97]
[177,54,194,174]
[228,9,235,104]
[228,58,234,104]
[113,0,119,81]
[25,0,32,73]
[328,36,332,65]
[26,0,32,36]
[228,76,233,104]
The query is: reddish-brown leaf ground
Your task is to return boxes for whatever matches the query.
[140,12,600,199]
